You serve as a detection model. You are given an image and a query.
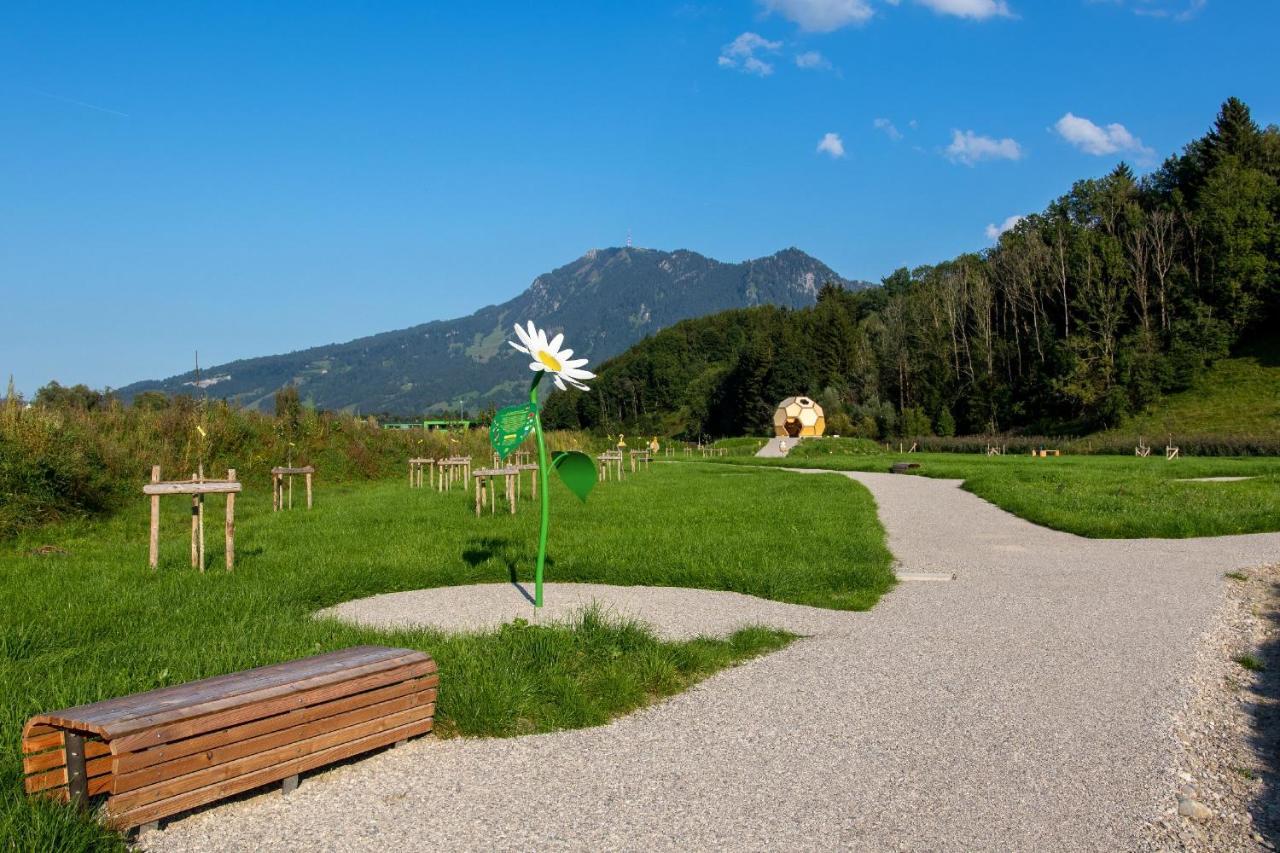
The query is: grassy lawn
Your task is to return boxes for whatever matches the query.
[728,453,1280,539]
[1097,339,1280,441]
[0,463,890,849]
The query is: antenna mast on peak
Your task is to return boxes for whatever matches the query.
[625,229,632,249]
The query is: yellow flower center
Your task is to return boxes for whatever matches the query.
[536,350,562,372]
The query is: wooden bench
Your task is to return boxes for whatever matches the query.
[890,462,921,474]
[22,645,436,832]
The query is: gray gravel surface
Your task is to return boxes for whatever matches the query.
[754,437,798,457]
[319,582,850,641]
[142,471,1280,852]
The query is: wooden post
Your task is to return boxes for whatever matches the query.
[149,466,161,569]
[474,475,482,517]
[190,473,199,570]
[306,471,313,509]
[225,469,236,571]
[507,472,516,515]
[288,474,293,510]
[196,466,205,572]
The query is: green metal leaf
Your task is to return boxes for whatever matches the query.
[489,403,537,460]
[551,450,596,502]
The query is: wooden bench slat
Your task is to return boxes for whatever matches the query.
[108,716,432,830]
[27,646,419,735]
[29,773,113,802]
[23,754,113,793]
[109,664,436,754]
[22,739,110,774]
[29,647,394,729]
[22,731,64,754]
[97,652,429,738]
[269,467,315,475]
[113,689,435,794]
[110,703,435,813]
[113,678,427,775]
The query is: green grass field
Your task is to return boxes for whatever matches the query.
[0,463,891,849]
[1098,341,1280,440]
[729,453,1280,539]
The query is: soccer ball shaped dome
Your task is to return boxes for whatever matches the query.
[773,397,825,438]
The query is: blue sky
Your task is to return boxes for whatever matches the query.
[2,0,1276,394]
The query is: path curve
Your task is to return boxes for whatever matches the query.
[144,471,1280,852]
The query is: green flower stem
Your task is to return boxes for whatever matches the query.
[529,372,550,608]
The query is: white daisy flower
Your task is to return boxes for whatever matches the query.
[508,321,595,391]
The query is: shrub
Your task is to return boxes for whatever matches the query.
[0,397,598,539]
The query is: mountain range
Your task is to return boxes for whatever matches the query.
[117,246,869,414]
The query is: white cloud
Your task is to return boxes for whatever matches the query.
[759,0,875,32]
[760,0,1013,31]
[873,117,903,140]
[945,129,1023,165]
[794,50,833,70]
[1053,112,1155,163]
[909,0,1013,18]
[817,132,846,158]
[985,214,1024,241]
[1106,0,1207,22]
[718,32,783,76]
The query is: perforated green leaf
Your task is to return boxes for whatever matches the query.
[489,403,537,460]
[551,450,596,502]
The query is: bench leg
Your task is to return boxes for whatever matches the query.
[65,731,88,809]
[282,774,299,795]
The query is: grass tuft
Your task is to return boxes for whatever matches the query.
[1234,653,1266,672]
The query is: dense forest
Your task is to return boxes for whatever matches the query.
[543,99,1280,440]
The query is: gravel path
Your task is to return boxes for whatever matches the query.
[142,471,1280,852]
[319,582,850,641]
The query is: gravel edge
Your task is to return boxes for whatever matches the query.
[1140,564,1280,852]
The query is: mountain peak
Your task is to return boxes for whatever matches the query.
[118,246,867,414]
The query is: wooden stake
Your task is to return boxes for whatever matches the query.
[306,471,313,509]
[190,472,199,570]
[197,466,205,572]
[149,466,161,569]
[225,468,236,571]
[474,475,482,517]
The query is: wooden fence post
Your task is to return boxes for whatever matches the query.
[196,466,206,572]
[149,466,161,569]
[225,468,236,571]
[190,472,199,570]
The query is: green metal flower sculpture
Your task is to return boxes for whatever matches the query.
[489,322,598,607]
